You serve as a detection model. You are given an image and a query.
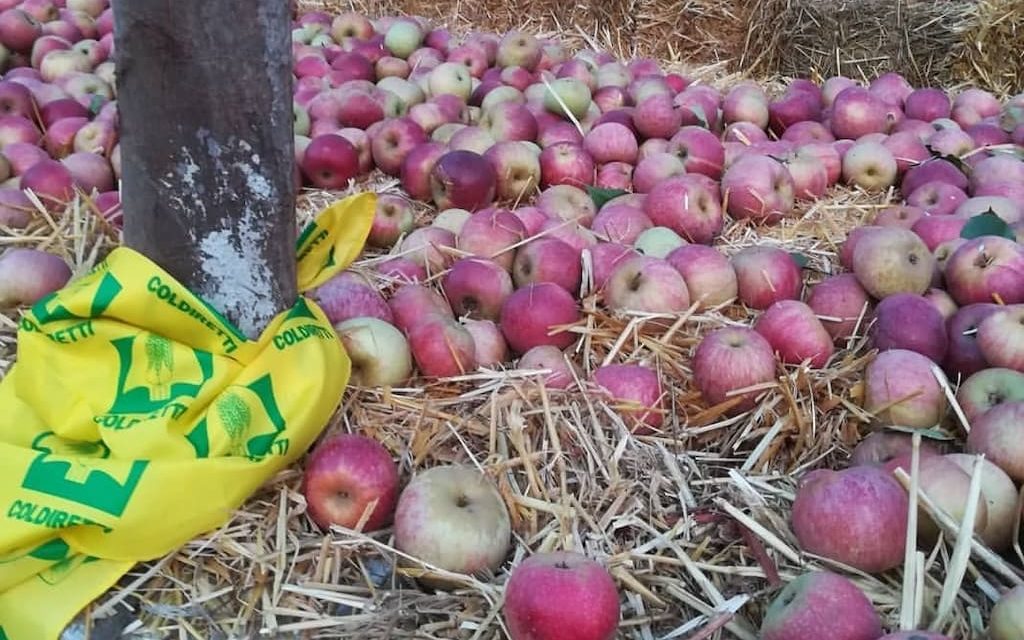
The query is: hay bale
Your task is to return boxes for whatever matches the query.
[633,0,751,67]
[741,0,973,86]
[949,0,1024,96]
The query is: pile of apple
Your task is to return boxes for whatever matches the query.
[0,0,116,306]
[289,9,1024,640]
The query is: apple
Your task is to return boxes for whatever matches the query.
[868,71,912,107]
[583,122,637,165]
[910,214,967,252]
[431,149,497,212]
[393,464,510,576]
[873,204,926,229]
[301,134,359,189]
[0,80,33,120]
[631,153,685,195]
[965,400,1024,485]
[872,293,948,363]
[784,154,829,200]
[852,226,934,299]
[331,11,374,41]
[499,282,580,354]
[944,453,1018,551]
[755,300,834,368]
[407,315,477,377]
[376,257,427,284]
[0,187,31,228]
[591,364,663,434]
[512,237,582,294]
[664,244,737,309]
[902,159,969,199]
[0,114,41,147]
[822,76,859,106]
[723,82,769,128]
[432,206,475,234]
[944,236,1024,306]
[456,208,526,271]
[20,158,74,209]
[511,205,547,237]
[584,242,638,292]
[851,431,944,467]
[905,181,968,217]
[692,326,776,413]
[957,367,1024,426]
[842,140,897,191]
[427,62,472,101]
[760,571,882,640]
[367,194,415,248]
[768,92,823,135]
[398,226,456,275]
[61,150,113,195]
[496,30,541,70]
[721,154,795,224]
[0,9,41,53]
[371,117,428,176]
[537,184,596,226]
[968,121,1011,147]
[536,120,583,148]
[988,585,1024,640]
[887,454,989,545]
[977,304,1024,371]
[927,127,975,159]
[42,115,87,158]
[399,141,446,202]
[502,550,619,640]
[537,142,594,188]
[831,87,889,140]
[970,154,1024,193]
[667,126,725,180]
[441,257,514,321]
[807,274,872,343]
[480,102,538,143]
[301,430,393,532]
[484,141,540,202]
[461,318,509,366]
[949,89,1001,129]
[673,85,721,130]
[645,175,724,244]
[631,93,680,140]
[0,247,72,307]
[791,465,908,572]
[603,255,690,313]
[311,273,393,327]
[901,87,950,122]
[590,203,652,245]
[388,283,455,334]
[515,344,575,389]
[943,302,1000,379]
[593,161,630,191]
[883,131,931,174]
[542,77,592,121]
[334,316,413,388]
[731,246,803,310]
[383,20,423,59]
[921,288,957,322]
[864,348,948,428]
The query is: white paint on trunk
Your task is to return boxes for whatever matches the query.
[173,130,281,340]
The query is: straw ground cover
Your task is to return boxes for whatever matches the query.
[2,4,1022,640]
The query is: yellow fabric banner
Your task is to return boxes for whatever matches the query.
[0,192,376,639]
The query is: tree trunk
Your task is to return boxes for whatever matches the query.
[113,0,296,339]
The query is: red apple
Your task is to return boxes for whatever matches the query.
[586,242,638,291]
[604,255,690,313]
[755,300,834,368]
[0,9,42,53]
[944,236,1024,306]
[61,150,112,194]
[301,134,359,189]
[388,283,454,333]
[591,364,663,434]
[484,140,540,202]
[831,86,889,140]
[978,304,1024,371]
[20,158,73,209]
[865,348,948,428]
[512,236,582,294]
[311,273,393,327]
[430,149,497,211]
[731,246,803,310]
[760,571,882,640]
[502,550,619,640]
[872,293,948,363]
[583,122,637,165]
[791,466,908,572]
[664,244,737,309]
[441,256,514,321]
[692,326,777,413]
[400,141,446,202]
[906,180,968,216]
[850,431,943,467]
[399,226,456,274]
[807,273,872,343]
[499,282,580,354]
[407,315,477,377]
[721,154,795,224]
[301,433,399,532]
[538,141,594,188]
[0,247,71,307]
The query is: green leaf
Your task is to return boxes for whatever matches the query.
[959,210,1016,241]
[923,147,969,173]
[585,185,628,210]
[789,252,810,269]
[88,94,104,115]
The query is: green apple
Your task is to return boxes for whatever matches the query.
[544,77,592,120]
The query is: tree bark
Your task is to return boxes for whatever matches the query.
[113,0,296,339]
